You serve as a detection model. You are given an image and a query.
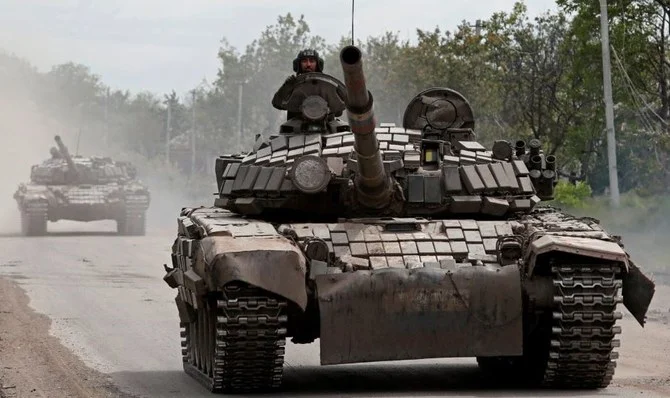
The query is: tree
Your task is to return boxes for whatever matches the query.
[0,51,41,100]
[557,0,670,192]
[3,6,668,196]
[213,13,326,150]
[42,63,105,124]
[484,5,592,156]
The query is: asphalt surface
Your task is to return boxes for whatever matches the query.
[0,219,669,397]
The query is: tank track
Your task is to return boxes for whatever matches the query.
[541,263,623,388]
[181,283,288,393]
[21,202,48,236]
[117,205,146,236]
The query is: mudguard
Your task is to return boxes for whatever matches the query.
[622,260,656,326]
[526,234,655,326]
[195,235,308,310]
[526,235,629,275]
[315,264,522,365]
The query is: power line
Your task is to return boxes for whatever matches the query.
[611,46,668,127]
[612,46,665,141]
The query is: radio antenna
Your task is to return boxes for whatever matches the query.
[75,128,82,156]
[351,0,355,45]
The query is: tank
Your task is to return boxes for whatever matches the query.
[13,135,151,236]
[162,45,656,393]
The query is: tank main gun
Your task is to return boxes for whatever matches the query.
[54,135,79,181]
[339,45,392,209]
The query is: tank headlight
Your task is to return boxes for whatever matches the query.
[301,95,329,122]
[290,155,331,194]
[424,148,437,163]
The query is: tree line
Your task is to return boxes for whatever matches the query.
[1,1,668,196]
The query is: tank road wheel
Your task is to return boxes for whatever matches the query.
[116,218,125,235]
[117,211,146,236]
[478,262,623,389]
[20,205,47,236]
[181,282,288,393]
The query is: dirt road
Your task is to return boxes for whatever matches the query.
[1,220,669,397]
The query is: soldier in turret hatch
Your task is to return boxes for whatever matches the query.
[50,147,61,159]
[272,49,324,119]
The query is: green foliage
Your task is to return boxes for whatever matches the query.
[552,180,593,208]
[1,1,669,197]
[556,0,670,192]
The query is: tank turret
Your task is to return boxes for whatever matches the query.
[339,45,392,209]
[213,45,556,219]
[54,135,79,181]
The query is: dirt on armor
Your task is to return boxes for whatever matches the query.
[0,278,134,398]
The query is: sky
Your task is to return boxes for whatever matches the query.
[0,0,558,96]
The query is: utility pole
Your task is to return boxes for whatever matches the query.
[191,90,196,176]
[467,20,485,37]
[237,83,243,148]
[599,0,620,207]
[104,87,109,147]
[166,99,171,166]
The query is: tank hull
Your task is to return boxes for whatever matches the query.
[14,183,150,235]
[46,203,125,222]
[165,205,653,392]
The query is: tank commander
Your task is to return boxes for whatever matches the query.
[50,147,61,159]
[272,48,324,119]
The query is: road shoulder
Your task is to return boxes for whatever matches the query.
[0,277,134,398]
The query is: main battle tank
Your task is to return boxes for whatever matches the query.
[163,46,656,393]
[13,135,151,236]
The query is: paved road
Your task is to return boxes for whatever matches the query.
[0,220,669,397]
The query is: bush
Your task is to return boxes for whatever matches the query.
[551,180,593,209]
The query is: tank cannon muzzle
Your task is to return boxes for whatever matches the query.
[339,45,391,209]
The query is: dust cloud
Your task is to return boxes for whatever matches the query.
[562,202,670,282]
[603,212,670,283]
[0,52,214,236]
[126,157,217,232]
[0,74,68,234]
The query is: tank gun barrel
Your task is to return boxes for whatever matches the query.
[339,46,391,209]
[54,135,79,180]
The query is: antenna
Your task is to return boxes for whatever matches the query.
[75,128,82,156]
[351,0,355,45]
